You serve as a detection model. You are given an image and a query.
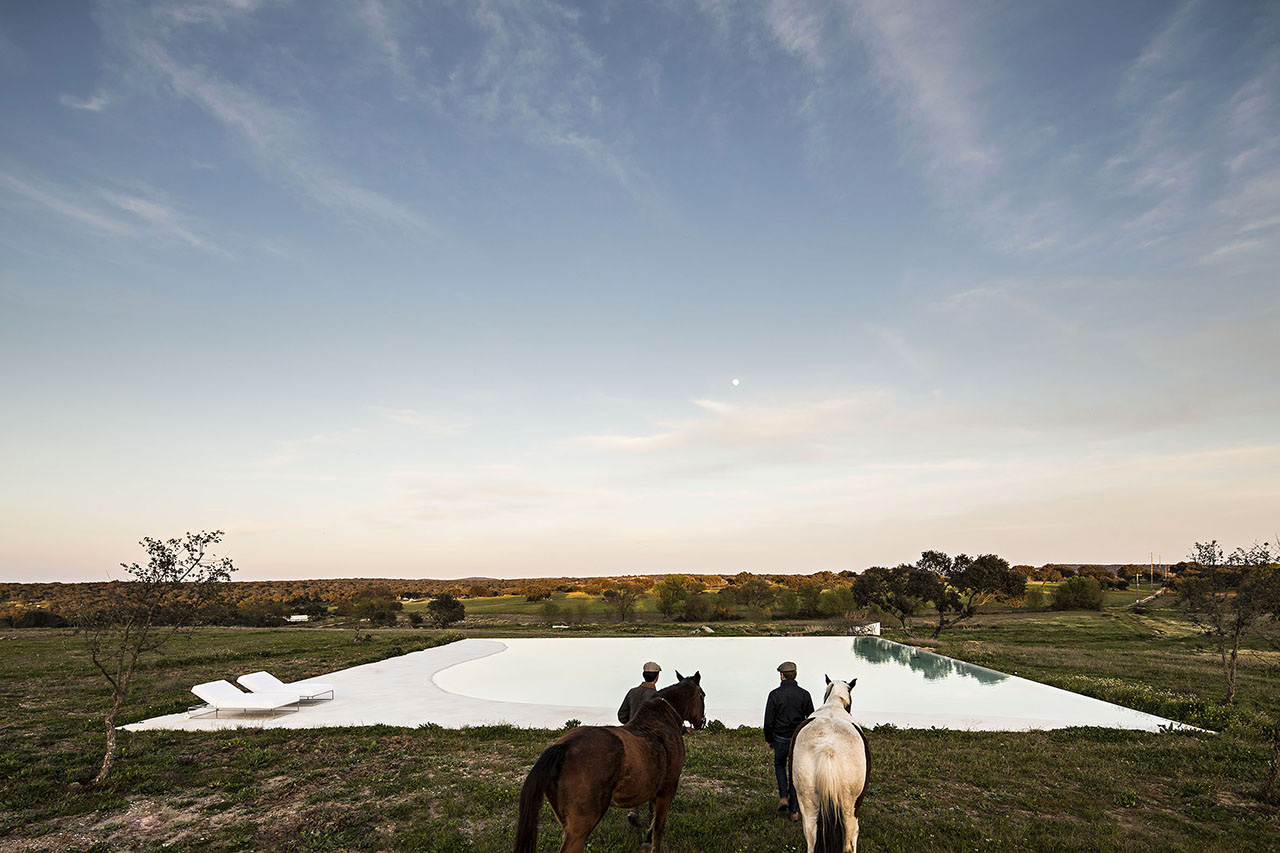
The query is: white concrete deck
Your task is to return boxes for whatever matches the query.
[123,637,1196,733]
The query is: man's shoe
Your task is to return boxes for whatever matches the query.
[776,798,789,812]
[790,812,800,822]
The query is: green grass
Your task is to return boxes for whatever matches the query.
[1,607,1278,851]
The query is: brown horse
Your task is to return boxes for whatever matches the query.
[514,671,706,853]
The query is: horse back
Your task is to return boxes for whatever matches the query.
[608,722,685,806]
[792,713,869,802]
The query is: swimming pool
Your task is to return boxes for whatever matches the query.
[124,636,1193,732]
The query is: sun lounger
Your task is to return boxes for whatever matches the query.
[188,679,300,718]
[237,670,335,701]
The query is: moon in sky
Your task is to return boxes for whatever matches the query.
[731,378,740,386]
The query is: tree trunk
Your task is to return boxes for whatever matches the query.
[1224,627,1242,705]
[1217,634,1236,705]
[91,693,125,786]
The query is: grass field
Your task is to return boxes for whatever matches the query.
[2,600,1278,852]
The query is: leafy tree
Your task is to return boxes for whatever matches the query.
[850,565,923,632]
[729,576,776,611]
[796,578,824,617]
[1178,541,1275,705]
[601,582,643,621]
[81,531,236,786]
[343,585,401,628]
[1052,576,1103,610]
[519,580,555,602]
[407,611,424,627]
[775,588,801,618]
[653,575,691,619]
[918,551,1025,638]
[681,592,711,622]
[426,593,466,628]
[821,584,858,619]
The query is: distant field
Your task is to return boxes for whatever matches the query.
[2,599,1277,852]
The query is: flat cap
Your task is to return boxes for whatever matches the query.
[643,661,662,673]
[777,661,797,673]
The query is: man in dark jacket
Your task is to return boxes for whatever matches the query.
[618,660,662,724]
[763,660,813,820]
[618,660,662,826]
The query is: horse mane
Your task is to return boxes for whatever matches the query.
[654,677,696,718]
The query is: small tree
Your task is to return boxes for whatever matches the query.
[82,531,236,786]
[426,593,466,628]
[539,600,562,624]
[1179,540,1274,705]
[601,582,643,621]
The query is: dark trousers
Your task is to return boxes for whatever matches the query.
[772,736,797,814]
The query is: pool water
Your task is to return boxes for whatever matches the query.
[432,636,1190,732]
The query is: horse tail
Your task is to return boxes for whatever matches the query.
[514,742,567,853]
[811,745,846,853]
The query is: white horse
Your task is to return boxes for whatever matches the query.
[789,676,869,853]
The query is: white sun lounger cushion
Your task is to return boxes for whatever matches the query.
[237,671,335,699]
[191,680,300,710]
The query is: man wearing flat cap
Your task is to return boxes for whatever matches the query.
[618,661,663,824]
[763,660,813,821]
[617,661,663,725]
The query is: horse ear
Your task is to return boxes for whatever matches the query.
[675,670,683,681]
[848,678,857,689]
[692,671,701,683]
[824,674,831,684]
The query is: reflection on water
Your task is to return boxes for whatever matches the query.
[852,637,1007,685]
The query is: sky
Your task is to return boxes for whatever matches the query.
[1,0,1277,582]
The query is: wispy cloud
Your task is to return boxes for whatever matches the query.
[375,407,461,435]
[355,469,619,525]
[426,0,659,207]
[115,26,434,232]
[0,172,134,235]
[158,0,266,28]
[261,428,369,470]
[577,393,892,454]
[59,92,113,112]
[846,0,997,178]
[98,188,217,250]
[355,0,412,82]
[0,168,222,252]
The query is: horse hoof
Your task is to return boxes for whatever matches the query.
[627,811,643,828]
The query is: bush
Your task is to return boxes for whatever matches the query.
[14,609,69,628]
[427,593,466,628]
[1053,577,1103,610]
[681,593,711,622]
[1023,586,1045,610]
[539,601,561,624]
